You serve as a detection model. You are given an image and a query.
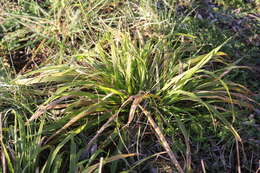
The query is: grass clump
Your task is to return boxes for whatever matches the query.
[1,0,259,172]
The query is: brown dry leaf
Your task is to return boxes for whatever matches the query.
[126,94,145,126]
[44,103,101,144]
[26,95,73,125]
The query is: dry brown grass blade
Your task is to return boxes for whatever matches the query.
[26,95,73,125]
[236,139,241,173]
[126,94,145,126]
[98,157,103,173]
[44,103,100,144]
[84,153,137,173]
[122,92,149,128]
[218,66,253,80]
[197,90,258,107]
[139,105,184,173]
[82,93,149,160]
[201,159,206,173]
[1,149,6,173]
[83,95,139,157]
[199,95,254,109]
[84,111,118,153]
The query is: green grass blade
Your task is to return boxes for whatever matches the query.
[69,138,77,173]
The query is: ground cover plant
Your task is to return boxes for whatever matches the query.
[0,0,259,172]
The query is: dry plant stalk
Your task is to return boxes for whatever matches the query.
[84,111,119,153]
[139,105,184,173]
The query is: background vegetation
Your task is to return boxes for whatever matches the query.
[0,0,259,172]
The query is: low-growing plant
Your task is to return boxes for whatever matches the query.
[9,30,254,172]
[1,0,259,172]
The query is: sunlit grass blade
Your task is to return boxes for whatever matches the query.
[83,153,138,173]
[69,138,77,173]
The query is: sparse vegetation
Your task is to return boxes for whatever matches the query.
[0,0,259,172]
